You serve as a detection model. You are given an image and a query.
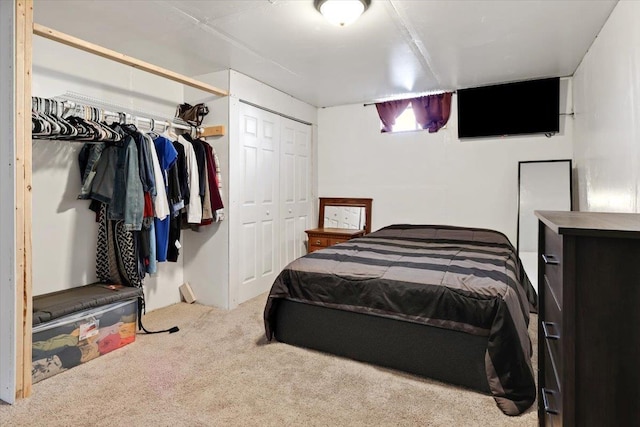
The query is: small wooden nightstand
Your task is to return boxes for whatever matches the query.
[305,227,365,253]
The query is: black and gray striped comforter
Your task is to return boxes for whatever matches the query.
[264,224,537,416]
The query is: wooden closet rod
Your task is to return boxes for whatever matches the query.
[32,23,228,97]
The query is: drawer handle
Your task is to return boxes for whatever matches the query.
[542,254,559,265]
[542,321,560,340]
[542,388,559,415]
[315,240,321,245]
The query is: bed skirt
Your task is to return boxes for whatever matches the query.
[274,299,491,394]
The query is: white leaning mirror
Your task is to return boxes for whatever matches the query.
[517,159,572,290]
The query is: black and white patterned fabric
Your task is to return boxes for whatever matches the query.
[96,203,142,288]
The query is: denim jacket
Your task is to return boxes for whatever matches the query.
[108,134,144,231]
[88,144,118,204]
[77,142,106,200]
[122,124,155,196]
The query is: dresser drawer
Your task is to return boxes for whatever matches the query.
[328,238,349,246]
[542,226,563,307]
[308,245,324,253]
[544,409,561,427]
[542,342,563,421]
[309,236,329,247]
[543,275,562,376]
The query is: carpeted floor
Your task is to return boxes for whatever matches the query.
[0,294,538,426]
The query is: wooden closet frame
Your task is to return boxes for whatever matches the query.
[10,0,228,400]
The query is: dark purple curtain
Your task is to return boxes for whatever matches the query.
[375,99,411,132]
[411,92,452,133]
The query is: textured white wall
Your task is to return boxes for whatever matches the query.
[183,71,231,308]
[318,81,573,246]
[573,1,640,213]
[32,37,185,311]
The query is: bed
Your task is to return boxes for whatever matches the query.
[264,224,537,416]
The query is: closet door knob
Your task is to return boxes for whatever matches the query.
[288,209,292,214]
[266,211,270,216]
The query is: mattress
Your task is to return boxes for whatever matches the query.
[264,224,537,416]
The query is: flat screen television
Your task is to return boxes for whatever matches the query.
[457,77,560,138]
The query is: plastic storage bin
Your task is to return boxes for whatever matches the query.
[32,299,137,384]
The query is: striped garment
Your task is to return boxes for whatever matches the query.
[264,224,537,416]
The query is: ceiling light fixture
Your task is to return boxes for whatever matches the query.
[314,0,371,27]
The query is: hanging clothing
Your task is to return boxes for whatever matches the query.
[167,155,184,215]
[86,144,118,205]
[203,142,224,223]
[123,124,155,195]
[147,221,158,274]
[107,127,144,231]
[96,203,143,288]
[146,134,170,221]
[200,158,213,224]
[172,141,189,210]
[182,134,207,201]
[205,144,224,215]
[152,135,178,262]
[166,210,182,262]
[77,142,106,200]
[177,135,202,224]
[143,134,162,273]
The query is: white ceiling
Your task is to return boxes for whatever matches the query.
[33,0,617,107]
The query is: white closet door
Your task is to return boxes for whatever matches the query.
[280,119,312,267]
[238,103,281,303]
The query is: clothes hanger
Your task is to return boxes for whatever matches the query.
[164,121,178,140]
[32,97,51,137]
[74,105,101,141]
[41,98,62,137]
[67,104,94,141]
[146,118,161,139]
[51,99,77,139]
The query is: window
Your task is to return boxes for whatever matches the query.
[376,92,452,133]
[386,105,420,132]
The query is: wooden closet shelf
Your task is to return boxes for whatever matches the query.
[32,23,228,97]
[200,125,225,137]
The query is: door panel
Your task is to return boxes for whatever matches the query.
[238,103,281,303]
[261,219,274,276]
[241,223,256,283]
[243,147,257,204]
[281,119,312,267]
[237,103,312,304]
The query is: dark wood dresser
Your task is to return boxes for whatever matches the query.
[536,211,640,427]
[305,227,365,253]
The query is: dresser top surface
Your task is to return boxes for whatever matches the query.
[305,227,366,237]
[535,210,640,238]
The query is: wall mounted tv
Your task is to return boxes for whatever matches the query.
[457,77,560,138]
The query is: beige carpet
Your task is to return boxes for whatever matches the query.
[0,294,538,426]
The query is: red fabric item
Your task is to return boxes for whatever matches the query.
[143,192,154,218]
[201,142,223,226]
[98,333,122,355]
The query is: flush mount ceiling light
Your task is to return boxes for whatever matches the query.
[314,0,371,27]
